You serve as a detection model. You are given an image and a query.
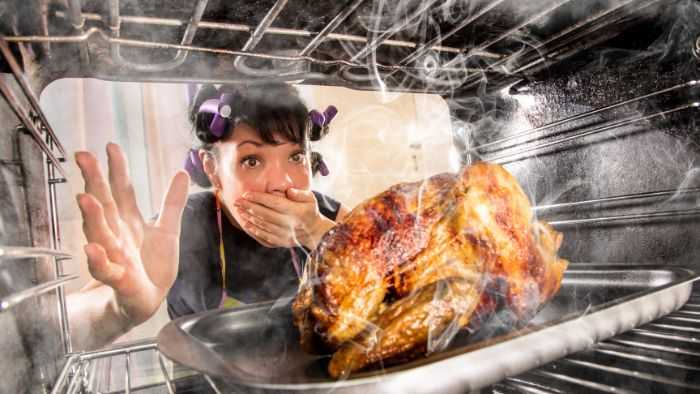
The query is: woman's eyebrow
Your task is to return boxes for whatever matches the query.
[237,140,264,148]
[237,140,297,149]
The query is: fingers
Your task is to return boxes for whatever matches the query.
[84,243,126,288]
[155,171,190,232]
[235,198,289,228]
[241,217,290,247]
[238,209,306,248]
[286,188,316,203]
[77,193,127,262]
[241,191,292,211]
[239,209,287,236]
[75,150,121,237]
[107,143,144,230]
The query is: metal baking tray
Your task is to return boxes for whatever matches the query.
[157,264,698,393]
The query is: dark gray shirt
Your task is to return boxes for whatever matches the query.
[167,191,340,319]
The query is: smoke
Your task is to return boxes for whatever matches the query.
[12,0,700,391]
[663,166,700,206]
[425,279,467,354]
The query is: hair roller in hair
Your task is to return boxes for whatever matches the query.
[311,151,330,176]
[309,105,338,141]
[309,105,338,128]
[198,93,236,138]
[317,158,330,176]
[183,148,212,187]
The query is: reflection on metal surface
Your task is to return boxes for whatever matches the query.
[561,358,700,390]
[64,361,85,394]
[399,0,509,67]
[488,102,700,164]
[4,28,416,73]
[473,80,698,153]
[0,40,67,157]
[0,246,72,260]
[204,375,223,394]
[232,0,290,76]
[77,342,157,361]
[456,0,663,91]
[0,275,79,312]
[443,0,575,70]
[534,187,700,212]
[66,0,89,64]
[50,355,79,394]
[107,0,209,71]
[125,351,131,394]
[55,283,700,393]
[158,353,175,394]
[548,208,700,227]
[157,266,695,393]
[298,0,366,57]
[349,0,443,62]
[50,11,463,55]
[0,42,68,179]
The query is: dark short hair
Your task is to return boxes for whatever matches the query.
[187,83,313,187]
[191,83,310,147]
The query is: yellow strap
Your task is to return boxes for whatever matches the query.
[221,296,243,308]
[215,190,227,290]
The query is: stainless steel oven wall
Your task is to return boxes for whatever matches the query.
[448,14,700,268]
[0,75,64,392]
[2,1,700,392]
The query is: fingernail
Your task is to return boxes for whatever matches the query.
[74,152,85,166]
[242,192,252,199]
[76,193,87,205]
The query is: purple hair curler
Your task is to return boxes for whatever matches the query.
[184,148,203,175]
[310,105,338,128]
[198,93,235,137]
[317,158,330,176]
[324,105,338,123]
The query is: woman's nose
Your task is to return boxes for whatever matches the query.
[265,163,294,194]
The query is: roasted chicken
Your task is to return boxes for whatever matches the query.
[292,162,568,378]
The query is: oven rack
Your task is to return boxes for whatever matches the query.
[48,281,700,394]
[494,284,700,393]
[51,340,223,394]
[466,78,700,163]
[470,80,698,154]
[0,245,76,353]
[4,0,663,91]
[0,2,697,390]
[0,38,74,355]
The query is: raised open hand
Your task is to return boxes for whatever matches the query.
[75,143,189,326]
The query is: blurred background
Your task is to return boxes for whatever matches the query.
[40,80,455,346]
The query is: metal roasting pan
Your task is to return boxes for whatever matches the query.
[158,264,699,393]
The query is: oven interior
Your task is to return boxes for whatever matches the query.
[1,0,700,392]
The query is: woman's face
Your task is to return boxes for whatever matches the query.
[212,122,311,223]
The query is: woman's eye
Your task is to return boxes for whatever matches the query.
[241,157,260,168]
[290,152,307,164]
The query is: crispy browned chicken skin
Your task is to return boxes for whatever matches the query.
[292,162,568,378]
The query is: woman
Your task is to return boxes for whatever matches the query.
[67,83,348,350]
